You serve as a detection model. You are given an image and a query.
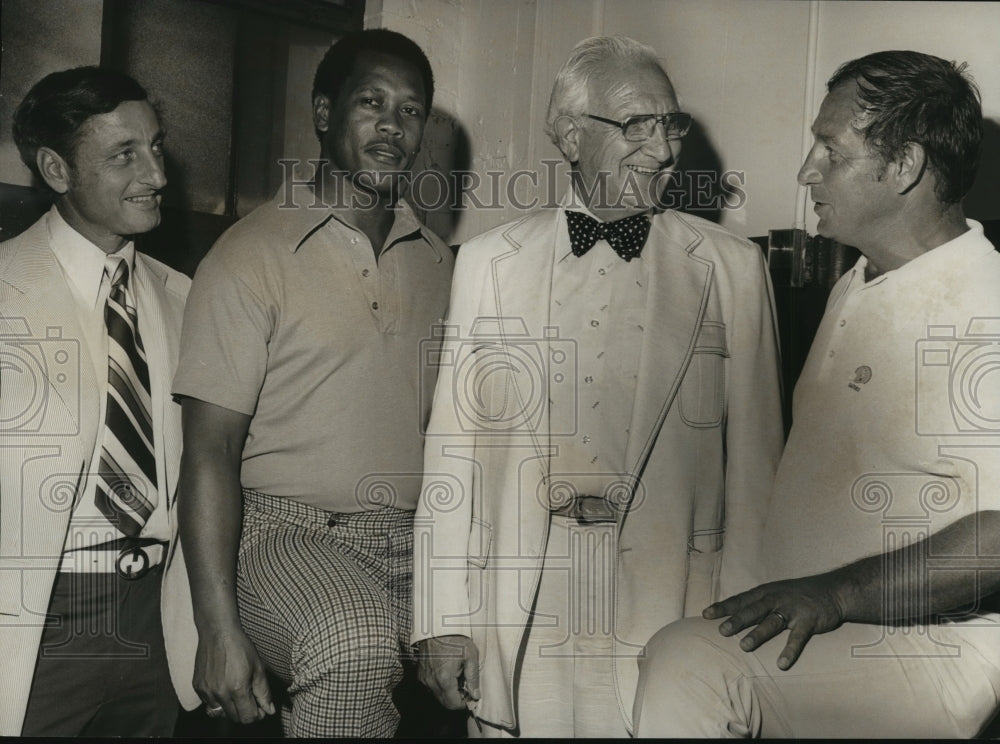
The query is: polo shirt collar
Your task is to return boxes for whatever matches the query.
[277,182,443,261]
[851,219,990,290]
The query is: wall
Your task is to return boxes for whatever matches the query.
[808,0,1000,232]
[2,1,996,243]
[370,0,1000,244]
[602,0,813,238]
[0,0,358,269]
[0,0,105,187]
[108,0,236,215]
[0,1,348,209]
[281,25,345,186]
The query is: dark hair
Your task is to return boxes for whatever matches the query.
[312,29,434,129]
[12,66,149,182]
[827,50,982,204]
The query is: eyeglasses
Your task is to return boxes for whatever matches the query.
[585,112,693,142]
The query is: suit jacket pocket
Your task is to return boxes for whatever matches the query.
[0,558,50,616]
[683,545,723,617]
[466,518,492,669]
[679,321,728,428]
[0,566,20,616]
[467,517,492,569]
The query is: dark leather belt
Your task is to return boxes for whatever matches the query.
[550,495,618,524]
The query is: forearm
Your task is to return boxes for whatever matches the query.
[177,399,251,632]
[706,510,1000,670]
[828,510,1000,624]
[178,457,243,629]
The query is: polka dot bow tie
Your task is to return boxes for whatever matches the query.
[565,210,651,261]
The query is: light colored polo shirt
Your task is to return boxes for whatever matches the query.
[173,190,454,512]
[765,221,1000,583]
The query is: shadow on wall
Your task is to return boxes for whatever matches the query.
[966,117,1000,225]
[410,106,472,247]
[0,107,473,277]
[407,113,743,245]
[671,115,1000,233]
[139,147,239,277]
[667,118,726,227]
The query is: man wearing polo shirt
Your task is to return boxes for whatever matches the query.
[172,30,452,737]
[634,51,1000,739]
[1,67,196,736]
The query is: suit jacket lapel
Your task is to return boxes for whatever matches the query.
[490,209,562,476]
[624,211,712,475]
[132,256,182,510]
[485,206,713,482]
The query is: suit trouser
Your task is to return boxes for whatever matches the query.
[20,565,178,736]
[633,615,1000,738]
[236,489,413,737]
[474,515,630,738]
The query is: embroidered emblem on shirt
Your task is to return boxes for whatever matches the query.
[849,365,872,391]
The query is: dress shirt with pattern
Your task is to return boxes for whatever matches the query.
[548,205,647,503]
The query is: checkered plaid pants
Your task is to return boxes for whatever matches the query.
[237,489,413,737]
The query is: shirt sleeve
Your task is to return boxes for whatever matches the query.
[172,242,273,416]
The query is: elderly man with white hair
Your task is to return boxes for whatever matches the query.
[411,35,784,738]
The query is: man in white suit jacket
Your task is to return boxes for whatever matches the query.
[413,36,784,737]
[0,67,197,736]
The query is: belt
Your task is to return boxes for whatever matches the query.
[59,537,168,580]
[550,495,619,524]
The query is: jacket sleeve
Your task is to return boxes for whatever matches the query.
[718,242,785,598]
[412,243,491,644]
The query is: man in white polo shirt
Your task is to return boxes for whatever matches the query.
[634,50,1000,739]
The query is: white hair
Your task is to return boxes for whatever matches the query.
[544,36,670,146]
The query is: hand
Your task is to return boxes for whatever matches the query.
[415,634,480,710]
[195,625,276,724]
[703,575,847,670]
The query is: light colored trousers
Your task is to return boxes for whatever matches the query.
[473,515,630,738]
[634,615,1000,738]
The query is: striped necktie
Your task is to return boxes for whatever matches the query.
[95,258,157,536]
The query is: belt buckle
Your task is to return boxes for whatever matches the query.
[572,495,618,524]
[116,546,151,580]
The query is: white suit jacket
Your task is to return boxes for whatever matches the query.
[0,216,199,735]
[413,203,784,732]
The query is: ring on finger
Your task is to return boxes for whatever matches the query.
[206,704,225,717]
[769,609,789,629]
